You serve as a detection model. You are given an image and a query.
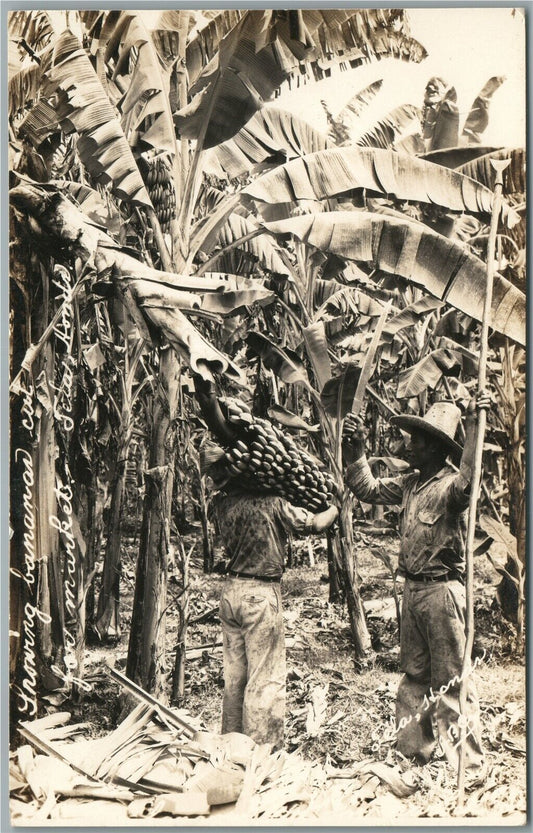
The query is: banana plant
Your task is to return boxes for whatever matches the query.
[10,7,526,692]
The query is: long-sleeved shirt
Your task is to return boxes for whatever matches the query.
[213,494,314,580]
[346,457,470,577]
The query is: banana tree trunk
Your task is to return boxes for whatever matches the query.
[501,438,525,641]
[172,542,189,705]
[84,476,105,632]
[94,458,127,640]
[331,492,372,659]
[126,351,179,695]
[199,474,214,574]
[126,404,172,696]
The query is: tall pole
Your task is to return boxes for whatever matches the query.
[456,158,511,809]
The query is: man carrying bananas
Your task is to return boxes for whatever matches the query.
[195,376,338,750]
[342,394,488,780]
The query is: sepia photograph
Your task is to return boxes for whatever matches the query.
[7,5,526,826]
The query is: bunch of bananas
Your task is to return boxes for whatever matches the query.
[218,398,336,512]
[144,154,176,233]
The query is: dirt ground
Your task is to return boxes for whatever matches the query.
[70,525,526,823]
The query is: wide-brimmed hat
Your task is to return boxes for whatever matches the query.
[390,401,463,460]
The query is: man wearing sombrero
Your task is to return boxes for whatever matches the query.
[343,394,488,778]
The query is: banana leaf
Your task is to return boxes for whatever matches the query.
[479,515,518,560]
[396,348,463,399]
[177,10,425,149]
[267,404,319,432]
[247,332,310,387]
[313,285,387,326]
[420,146,502,170]
[356,104,423,152]
[204,107,329,178]
[320,366,362,419]
[10,181,246,383]
[199,213,289,276]
[150,11,195,72]
[457,148,525,195]
[8,10,54,52]
[176,10,315,149]
[82,12,179,158]
[302,321,332,391]
[382,297,443,341]
[185,10,245,88]
[8,62,43,119]
[303,28,426,83]
[462,76,506,144]
[244,147,520,227]
[261,211,525,345]
[19,30,152,206]
[335,80,384,120]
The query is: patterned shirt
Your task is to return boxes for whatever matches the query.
[346,458,470,576]
[213,494,314,579]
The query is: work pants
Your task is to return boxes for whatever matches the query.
[396,579,485,772]
[219,577,285,749]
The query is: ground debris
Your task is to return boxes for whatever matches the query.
[10,677,427,826]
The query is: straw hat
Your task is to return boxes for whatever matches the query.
[390,401,463,460]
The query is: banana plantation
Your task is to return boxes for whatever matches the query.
[8,7,526,824]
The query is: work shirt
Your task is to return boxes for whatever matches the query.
[213,494,314,580]
[346,458,470,577]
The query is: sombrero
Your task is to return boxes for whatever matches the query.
[390,401,463,460]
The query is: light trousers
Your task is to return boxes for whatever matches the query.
[219,577,286,749]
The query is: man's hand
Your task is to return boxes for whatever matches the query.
[312,503,339,534]
[193,374,215,398]
[342,414,367,465]
[465,389,491,421]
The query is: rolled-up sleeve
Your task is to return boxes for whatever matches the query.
[277,500,315,534]
[346,457,404,505]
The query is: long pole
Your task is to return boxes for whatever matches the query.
[456,159,510,809]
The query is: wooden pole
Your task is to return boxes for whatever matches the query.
[456,158,511,809]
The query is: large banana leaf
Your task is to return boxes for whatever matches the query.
[18,30,152,206]
[262,211,525,345]
[8,10,54,53]
[203,107,329,178]
[177,9,425,149]
[198,213,289,276]
[185,10,245,88]
[8,59,43,119]
[461,76,506,144]
[9,182,253,383]
[335,80,384,120]
[396,348,463,399]
[244,147,520,227]
[80,11,178,158]
[150,11,195,72]
[420,146,502,170]
[320,366,362,419]
[176,10,316,149]
[457,148,525,195]
[355,105,423,153]
[289,11,426,83]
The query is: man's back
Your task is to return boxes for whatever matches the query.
[214,493,312,580]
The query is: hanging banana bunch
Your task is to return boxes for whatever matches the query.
[142,152,176,233]
[217,398,336,512]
